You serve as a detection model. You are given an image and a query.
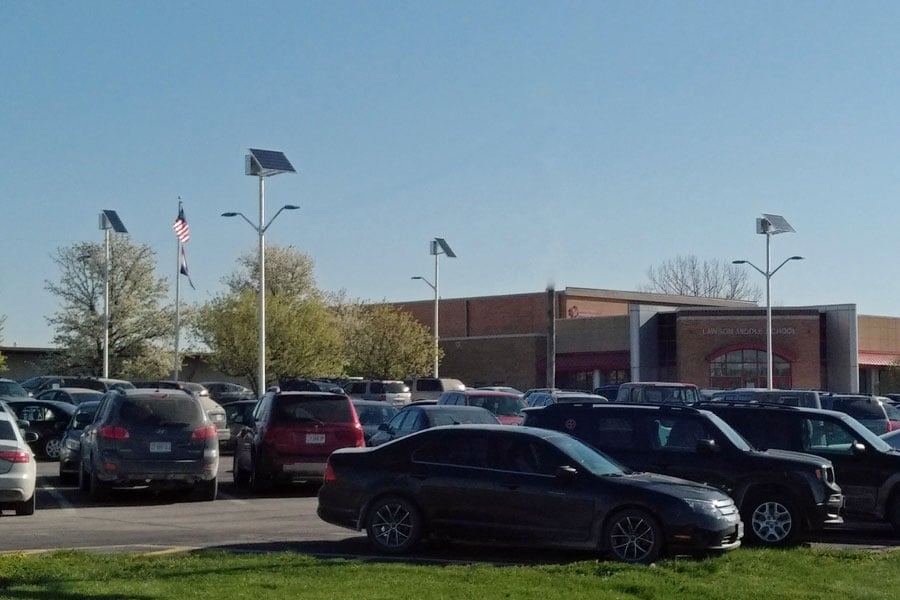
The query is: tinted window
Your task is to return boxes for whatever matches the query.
[829,398,884,420]
[0,420,15,440]
[591,416,636,449]
[416,379,441,392]
[355,404,396,426]
[414,434,491,467]
[385,382,408,393]
[115,397,203,427]
[428,408,498,426]
[273,396,353,423]
[369,382,384,394]
[468,395,523,417]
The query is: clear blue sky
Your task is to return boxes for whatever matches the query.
[4,2,900,348]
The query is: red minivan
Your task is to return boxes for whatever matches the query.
[232,391,365,490]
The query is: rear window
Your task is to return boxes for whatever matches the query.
[355,404,396,426]
[384,382,409,393]
[0,381,28,397]
[115,396,204,427]
[468,395,523,417]
[0,420,16,441]
[415,379,441,392]
[830,398,884,420]
[274,395,353,424]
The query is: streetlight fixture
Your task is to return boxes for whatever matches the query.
[412,238,456,377]
[222,148,297,396]
[732,213,803,390]
[98,210,128,378]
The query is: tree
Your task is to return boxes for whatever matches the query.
[44,239,175,378]
[640,255,762,301]
[343,302,437,380]
[194,245,343,395]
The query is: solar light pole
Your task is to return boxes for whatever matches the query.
[98,210,128,378]
[733,213,803,390]
[412,238,456,378]
[223,149,297,396]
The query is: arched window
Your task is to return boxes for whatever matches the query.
[708,346,793,389]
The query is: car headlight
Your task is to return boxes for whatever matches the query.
[682,498,720,516]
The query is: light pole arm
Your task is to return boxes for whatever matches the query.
[735,260,767,278]
[222,211,260,233]
[771,256,802,277]
[262,205,298,234]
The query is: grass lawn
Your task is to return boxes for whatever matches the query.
[0,547,898,600]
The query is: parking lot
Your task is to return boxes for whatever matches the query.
[0,458,896,560]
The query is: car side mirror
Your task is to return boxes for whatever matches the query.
[851,441,867,456]
[555,465,578,483]
[18,419,30,429]
[697,439,718,455]
[23,431,38,444]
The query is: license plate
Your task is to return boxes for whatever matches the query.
[305,433,326,444]
[149,441,171,453]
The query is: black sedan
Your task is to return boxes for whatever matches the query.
[4,399,76,459]
[317,425,743,563]
[369,404,499,446]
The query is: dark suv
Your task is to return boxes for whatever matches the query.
[232,390,365,491]
[699,402,900,532]
[522,402,844,546]
[78,389,219,501]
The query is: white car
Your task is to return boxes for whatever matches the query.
[0,410,38,515]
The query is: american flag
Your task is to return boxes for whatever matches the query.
[173,205,190,243]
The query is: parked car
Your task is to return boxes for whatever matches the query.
[20,376,133,396]
[526,390,609,408]
[593,384,621,399]
[200,381,255,403]
[369,404,499,446]
[351,399,398,445]
[615,382,702,405]
[0,410,38,516]
[476,386,524,396]
[221,400,258,452]
[78,389,219,501]
[318,424,743,563]
[819,394,900,435]
[0,378,29,400]
[35,387,104,406]
[4,399,76,459]
[403,377,466,403]
[709,388,824,408]
[344,380,411,407]
[232,390,365,491]
[130,380,230,446]
[437,389,526,425]
[522,402,843,547]
[58,400,100,484]
[699,401,900,532]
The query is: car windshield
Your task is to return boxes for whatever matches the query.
[430,408,498,426]
[0,381,28,397]
[355,405,396,426]
[548,433,627,477]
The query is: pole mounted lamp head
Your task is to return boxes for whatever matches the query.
[430,237,457,258]
[245,149,296,177]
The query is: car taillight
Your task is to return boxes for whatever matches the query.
[354,422,366,447]
[0,450,30,463]
[324,460,336,482]
[192,425,218,440]
[99,426,129,440]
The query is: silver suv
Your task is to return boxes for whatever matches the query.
[403,377,465,402]
[343,380,411,407]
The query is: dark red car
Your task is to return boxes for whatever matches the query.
[232,390,365,490]
[437,389,526,425]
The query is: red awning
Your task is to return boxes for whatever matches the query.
[858,351,900,367]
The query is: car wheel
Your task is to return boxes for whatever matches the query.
[89,468,108,501]
[742,493,798,546]
[78,463,90,493]
[605,508,663,564]
[195,477,218,502]
[44,437,62,460]
[233,454,250,488]
[15,493,36,516]
[365,495,423,554]
[250,457,271,493]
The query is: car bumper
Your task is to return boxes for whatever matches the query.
[94,457,219,485]
[0,470,36,504]
[666,512,744,553]
[808,493,845,529]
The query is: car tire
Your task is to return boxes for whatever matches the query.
[233,454,250,488]
[742,493,798,547]
[89,468,109,501]
[365,495,424,554]
[78,463,90,493]
[44,437,62,460]
[195,477,218,502]
[604,508,663,564]
[15,493,36,516]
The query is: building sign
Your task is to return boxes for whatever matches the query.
[701,327,797,336]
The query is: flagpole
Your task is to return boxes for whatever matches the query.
[173,202,182,381]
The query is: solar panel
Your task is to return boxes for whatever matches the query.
[100,210,128,233]
[431,237,457,258]
[247,149,296,176]
[761,213,795,234]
